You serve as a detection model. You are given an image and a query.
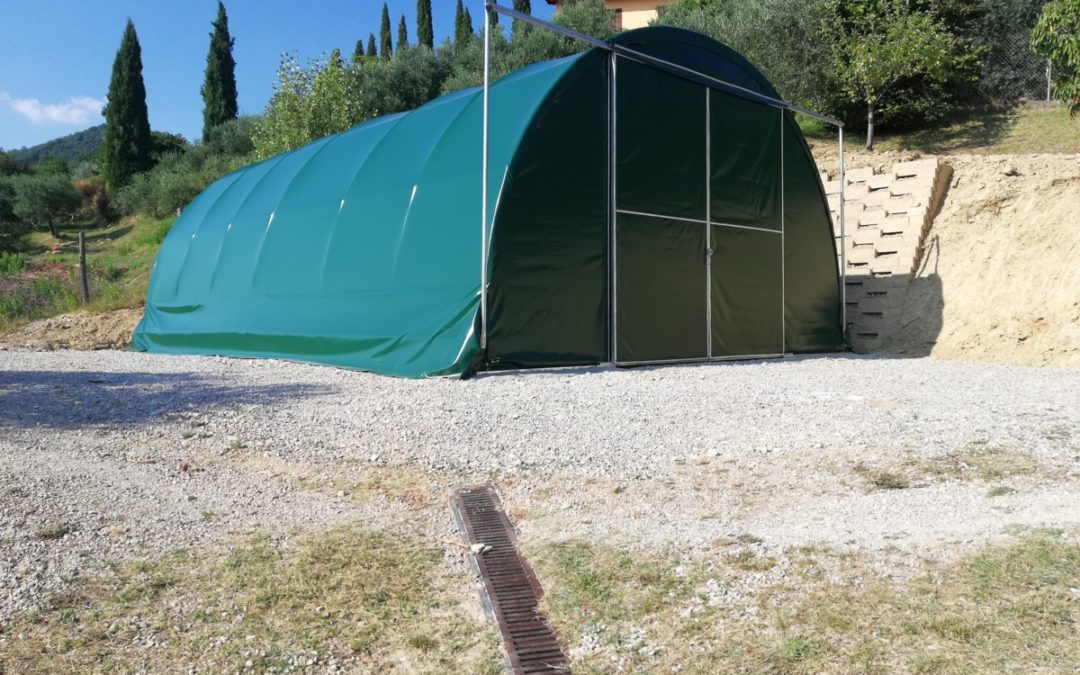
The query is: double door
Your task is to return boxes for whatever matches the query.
[613,56,785,364]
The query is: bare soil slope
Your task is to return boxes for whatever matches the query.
[0,307,141,351]
[891,154,1080,366]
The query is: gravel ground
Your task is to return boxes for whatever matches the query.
[2,348,1078,621]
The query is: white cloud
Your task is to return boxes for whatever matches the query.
[0,91,105,125]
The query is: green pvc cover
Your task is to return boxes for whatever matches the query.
[135,27,841,378]
[134,56,583,377]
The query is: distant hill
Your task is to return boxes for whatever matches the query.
[5,124,106,165]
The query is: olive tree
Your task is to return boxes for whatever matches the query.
[1031,0,1080,116]
[827,0,957,149]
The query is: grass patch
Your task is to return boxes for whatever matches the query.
[0,526,501,673]
[532,532,1080,673]
[33,521,74,540]
[0,251,26,275]
[809,104,1080,155]
[0,216,172,333]
[987,485,1016,498]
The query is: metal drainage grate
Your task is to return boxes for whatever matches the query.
[451,485,569,673]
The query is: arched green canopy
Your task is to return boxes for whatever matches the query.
[134,27,842,377]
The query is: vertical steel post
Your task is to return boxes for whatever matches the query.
[481,2,492,351]
[1047,60,1052,102]
[705,87,712,359]
[838,125,847,344]
[609,52,618,364]
[779,109,785,355]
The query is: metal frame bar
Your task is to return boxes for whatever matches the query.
[617,209,781,235]
[705,87,712,360]
[481,3,491,352]
[618,353,785,367]
[780,107,786,356]
[481,1,848,361]
[838,126,847,344]
[609,51,618,364]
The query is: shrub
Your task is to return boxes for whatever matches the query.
[0,251,26,275]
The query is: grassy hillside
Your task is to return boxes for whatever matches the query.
[4,124,106,165]
[801,103,1080,155]
[0,215,172,333]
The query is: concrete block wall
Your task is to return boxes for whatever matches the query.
[821,158,951,353]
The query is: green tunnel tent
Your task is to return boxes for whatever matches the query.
[133,27,842,378]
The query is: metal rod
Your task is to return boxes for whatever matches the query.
[705,87,712,360]
[1047,59,1052,102]
[610,52,619,364]
[838,125,847,345]
[484,2,843,128]
[480,0,491,352]
[780,109,785,355]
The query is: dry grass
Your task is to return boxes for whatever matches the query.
[531,531,1080,673]
[0,526,501,673]
[854,444,1039,491]
[801,103,1080,155]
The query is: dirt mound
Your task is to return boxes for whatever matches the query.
[0,307,142,351]
[889,153,1080,366]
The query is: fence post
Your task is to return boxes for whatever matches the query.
[78,230,89,305]
[1047,60,1052,102]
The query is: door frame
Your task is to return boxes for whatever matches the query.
[609,53,786,366]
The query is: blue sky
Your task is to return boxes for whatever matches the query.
[0,0,556,151]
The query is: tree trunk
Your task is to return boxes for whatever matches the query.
[48,218,58,239]
[865,103,875,151]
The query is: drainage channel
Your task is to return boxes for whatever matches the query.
[451,485,569,674]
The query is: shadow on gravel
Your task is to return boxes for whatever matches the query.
[0,371,330,429]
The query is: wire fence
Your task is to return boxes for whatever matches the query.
[979,29,1052,104]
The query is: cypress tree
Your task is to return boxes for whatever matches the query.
[366,32,377,57]
[397,14,409,51]
[454,0,468,46]
[463,7,474,37]
[102,19,152,190]
[512,0,531,37]
[201,2,238,142]
[379,3,392,60]
[353,39,365,64]
[416,0,434,49]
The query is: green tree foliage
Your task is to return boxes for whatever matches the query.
[33,157,70,176]
[310,49,352,140]
[512,0,532,37]
[367,33,378,57]
[353,39,365,64]
[826,0,957,148]
[150,131,191,163]
[350,45,443,121]
[253,52,355,159]
[417,0,434,49]
[5,125,105,166]
[657,0,837,110]
[398,14,410,51]
[0,152,16,177]
[380,3,393,60]
[102,20,153,191]
[10,173,81,238]
[0,179,31,252]
[445,0,615,91]
[201,1,239,142]
[1032,0,1080,116]
[115,117,257,217]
